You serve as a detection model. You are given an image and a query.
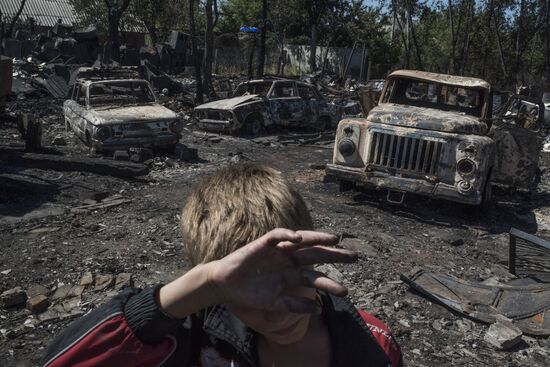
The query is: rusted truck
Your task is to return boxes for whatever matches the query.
[326,70,544,205]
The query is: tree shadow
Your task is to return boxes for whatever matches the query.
[0,170,61,219]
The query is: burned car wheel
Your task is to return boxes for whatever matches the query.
[246,116,264,136]
[338,179,355,192]
[317,116,331,132]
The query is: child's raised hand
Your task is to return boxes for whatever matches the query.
[206,228,357,314]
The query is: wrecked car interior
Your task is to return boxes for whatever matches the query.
[1,1,550,366]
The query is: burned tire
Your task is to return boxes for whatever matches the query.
[245,116,264,136]
[317,116,330,132]
[481,180,493,205]
[338,179,355,192]
[481,171,493,206]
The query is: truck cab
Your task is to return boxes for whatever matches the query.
[326,70,544,205]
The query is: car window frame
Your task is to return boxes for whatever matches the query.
[268,81,298,99]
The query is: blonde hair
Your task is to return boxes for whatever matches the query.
[181,163,313,265]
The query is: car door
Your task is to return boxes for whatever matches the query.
[64,85,86,136]
[268,81,303,126]
[298,84,319,125]
[489,95,544,190]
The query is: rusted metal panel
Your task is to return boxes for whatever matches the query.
[367,104,487,135]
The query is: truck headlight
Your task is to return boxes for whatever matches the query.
[457,158,476,176]
[338,139,356,157]
[456,180,473,195]
[96,126,111,141]
[170,120,183,133]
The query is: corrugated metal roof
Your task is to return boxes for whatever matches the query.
[0,0,79,27]
[0,0,146,32]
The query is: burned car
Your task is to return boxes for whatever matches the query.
[64,76,182,152]
[326,70,544,205]
[194,79,337,135]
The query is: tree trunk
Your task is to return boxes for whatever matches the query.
[276,27,286,75]
[406,6,423,70]
[150,0,158,45]
[309,22,318,71]
[7,0,26,38]
[515,0,526,84]
[493,13,508,78]
[392,3,410,68]
[248,36,257,80]
[203,0,215,97]
[448,0,455,73]
[0,9,4,54]
[257,0,267,77]
[105,0,131,63]
[458,0,474,75]
[189,0,203,104]
[546,0,550,80]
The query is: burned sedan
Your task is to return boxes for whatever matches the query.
[326,70,544,205]
[194,79,336,135]
[64,78,183,152]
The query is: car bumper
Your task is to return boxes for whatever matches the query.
[197,119,239,133]
[325,163,482,205]
[93,134,180,151]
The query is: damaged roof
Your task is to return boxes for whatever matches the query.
[389,69,491,90]
[0,0,79,27]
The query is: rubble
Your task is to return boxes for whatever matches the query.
[484,317,524,350]
[26,295,49,314]
[1,287,27,308]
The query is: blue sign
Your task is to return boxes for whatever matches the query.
[239,26,260,33]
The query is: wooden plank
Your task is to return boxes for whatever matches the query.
[509,227,550,280]
[0,149,149,178]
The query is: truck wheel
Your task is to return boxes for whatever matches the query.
[339,179,355,192]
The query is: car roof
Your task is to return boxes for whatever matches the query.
[79,79,150,87]
[388,69,490,90]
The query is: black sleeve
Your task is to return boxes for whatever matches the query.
[41,286,186,366]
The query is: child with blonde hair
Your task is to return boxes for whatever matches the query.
[43,163,401,367]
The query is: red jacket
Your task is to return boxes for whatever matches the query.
[42,286,402,367]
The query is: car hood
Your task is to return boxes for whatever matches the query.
[89,104,178,125]
[194,95,262,111]
[367,103,487,135]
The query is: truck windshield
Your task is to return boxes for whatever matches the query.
[233,81,273,97]
[88,81,155,107]
[388,78,485,117]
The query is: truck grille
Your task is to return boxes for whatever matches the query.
[367,132,444,175]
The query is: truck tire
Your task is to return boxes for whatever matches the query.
[338,179,355,192]
[481,172,493,205]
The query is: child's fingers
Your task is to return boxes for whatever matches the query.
[294,230,339,248]
[276,230,339,251]
[261,228,302,247]
[300,269,349,297]
[292,246,358,265]
[271,296,320,314]
[280,268,348,297]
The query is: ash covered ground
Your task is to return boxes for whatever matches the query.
[2,98,550,366]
